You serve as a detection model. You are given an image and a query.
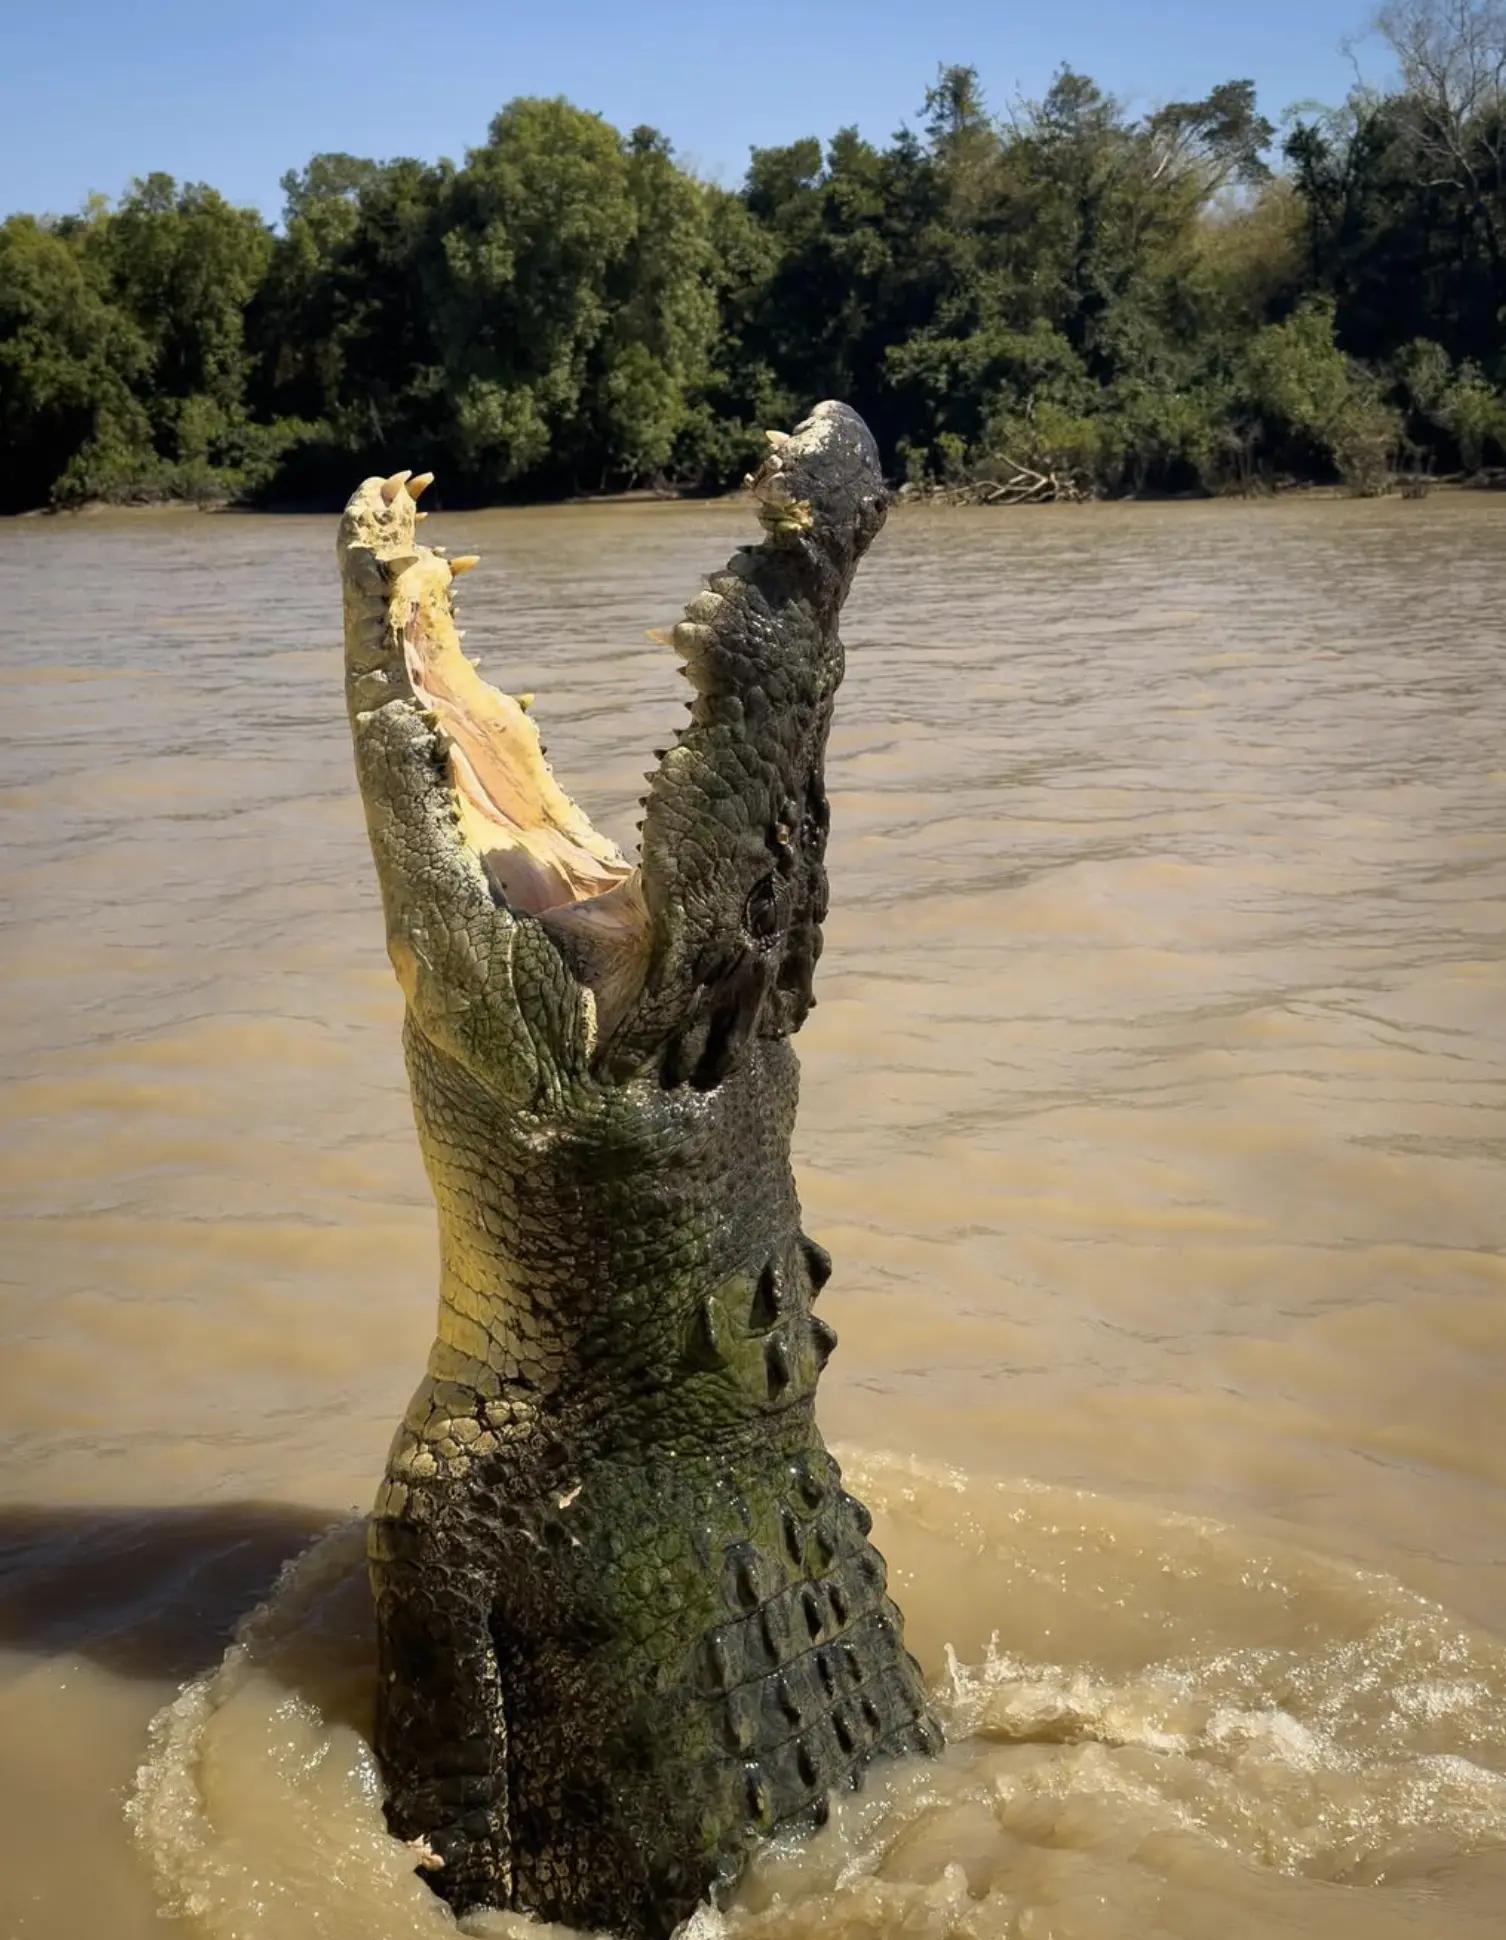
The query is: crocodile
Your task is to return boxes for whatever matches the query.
[336,401,941,1940]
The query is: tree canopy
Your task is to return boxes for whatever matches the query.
[6,13,1506,513]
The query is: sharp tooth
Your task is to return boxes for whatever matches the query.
[516,692,534,711]
[380,470,412,504]
[415,510,428,521]
[645,627,676,646]
[408,472,435,500]
[449,555,481,576]
[764,429,790,448]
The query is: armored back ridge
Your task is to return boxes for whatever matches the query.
[336,405,941,1939]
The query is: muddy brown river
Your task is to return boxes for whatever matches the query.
[1,493,1504,1939]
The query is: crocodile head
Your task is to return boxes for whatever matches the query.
[338,400,887,1094]
[337,405,937,1940]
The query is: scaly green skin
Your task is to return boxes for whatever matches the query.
[337,403,940,1940]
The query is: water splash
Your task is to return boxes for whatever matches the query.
[129,1456,1506,1940]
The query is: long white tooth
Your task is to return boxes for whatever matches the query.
[408,471,435,499]
[449,554,481,576]
[380,470,412,504]
[764,429,790,449]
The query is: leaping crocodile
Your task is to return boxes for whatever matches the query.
[336,402,941,1939]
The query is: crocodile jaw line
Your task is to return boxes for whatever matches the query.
[339,473,655,1038]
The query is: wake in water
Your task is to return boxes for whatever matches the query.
[128,1455,1506,1940]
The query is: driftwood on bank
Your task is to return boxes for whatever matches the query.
[897,457,1090,506]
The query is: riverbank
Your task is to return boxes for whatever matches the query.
[18,467,1506,520]
[895,466,1506,507]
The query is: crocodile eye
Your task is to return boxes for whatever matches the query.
[745,873,781,941]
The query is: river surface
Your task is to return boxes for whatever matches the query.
[1,493,1504,1939]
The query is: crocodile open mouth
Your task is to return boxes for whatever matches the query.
[375,471,637,921]
[341,426,849,1062]
[368,437,811,933]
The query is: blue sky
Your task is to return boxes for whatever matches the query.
[7,0,1388,223]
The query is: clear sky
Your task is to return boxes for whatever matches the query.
[6,0,1390,224]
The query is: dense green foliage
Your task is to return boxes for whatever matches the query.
[6,3,1506,511]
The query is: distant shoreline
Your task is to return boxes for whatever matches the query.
[13,472,1501,521]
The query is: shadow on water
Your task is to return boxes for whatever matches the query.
[0,1501,347,1682]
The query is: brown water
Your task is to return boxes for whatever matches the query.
[1,494,1504,1940]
